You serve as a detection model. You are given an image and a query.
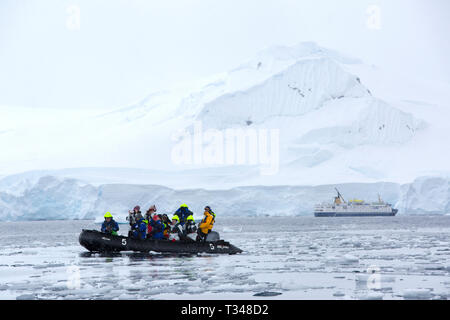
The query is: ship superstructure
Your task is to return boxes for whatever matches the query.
[314,188,398,217]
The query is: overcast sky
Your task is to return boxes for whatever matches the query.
[1,0,449,110]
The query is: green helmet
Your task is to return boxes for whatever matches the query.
[104,212,113,218]
[180,203,188,208]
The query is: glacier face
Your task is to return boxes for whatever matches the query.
[0,174,448,221]
[0,176,98,221]
[397,176,450,214]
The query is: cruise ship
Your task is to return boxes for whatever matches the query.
[314,188,398,217]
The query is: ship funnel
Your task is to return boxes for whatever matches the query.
[335,188,345,203]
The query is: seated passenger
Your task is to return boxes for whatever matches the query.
[168,224,182,241]
[131,217,147,240]
[196,206,215,242]
[148,213,165,240]
[160,214,171,238]
[145,205,157,222]
[184,215,197,235]
[171,214,180,226]
[169,215,189,241]
[127,206,143,227]
[101,212,119,236]
[172,204,194,226]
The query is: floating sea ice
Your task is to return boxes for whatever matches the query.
[210,283,243,292]
[325,254,359,265]
[186,286,208,294]
[47,284,68,292]
[9,283,32,291]
[92,287,113,294]
[402,289,433,300]
[279,279,310,291]
[32,263,65,269]
[342,254,359,264]
[16,294,36,300]
[118,293,137,300]
[360,292,384,300]
[430,289,449,300]
[355,274,396,283]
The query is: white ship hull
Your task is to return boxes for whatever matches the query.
[314,203,398,217]
[314,190,398,217]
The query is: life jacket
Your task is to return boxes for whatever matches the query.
[162,222,170,238]
[184,219,197,234]
[174,207,193,225]
[159,216,171,238]
[148,215,164,239]
[199,211,214,234]
[210,210,216,222]
[207,210,215,230]
[101,219,119,235]
[132,218,147,240]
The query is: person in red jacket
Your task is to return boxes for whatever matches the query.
[148,214,165,239]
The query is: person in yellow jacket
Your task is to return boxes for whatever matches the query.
[196,206,215,242]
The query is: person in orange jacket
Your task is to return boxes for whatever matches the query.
[196,206,215,242]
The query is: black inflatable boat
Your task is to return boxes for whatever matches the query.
[79,229,243,254]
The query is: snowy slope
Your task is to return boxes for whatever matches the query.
[182,43,423,158]
[1,42,438,186]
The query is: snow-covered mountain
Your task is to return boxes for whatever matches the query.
[1,42,449,219]
[2,41,446,186]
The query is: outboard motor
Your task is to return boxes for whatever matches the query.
[206,231,220,241]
